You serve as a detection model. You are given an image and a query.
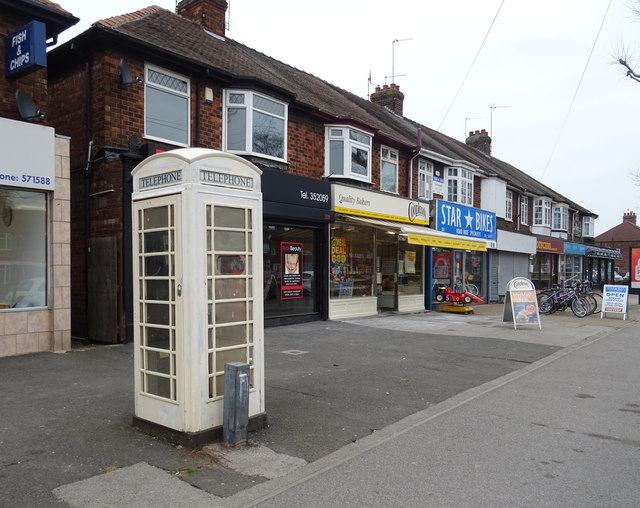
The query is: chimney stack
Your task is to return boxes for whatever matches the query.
[466,129,492,156]
[623,210,637,225]
[177,0,228,36]
[370,83,404,116]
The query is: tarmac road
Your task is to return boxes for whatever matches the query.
[1,302,637,506]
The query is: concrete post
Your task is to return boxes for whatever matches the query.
[223,362,250,446]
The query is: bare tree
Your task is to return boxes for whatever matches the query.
[616,1,640,82]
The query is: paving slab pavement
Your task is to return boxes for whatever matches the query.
[1,302,637,506]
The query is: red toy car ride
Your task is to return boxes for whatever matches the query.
[434,285,484,305]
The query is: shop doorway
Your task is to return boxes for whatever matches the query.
[376,235,397,311]
[263,224,322,325]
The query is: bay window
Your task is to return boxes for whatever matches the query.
[325,126,372,182]
[446,167,473,205]
[225,90,287,160]
[534,197,551,226]
[583,216,594,237]
[552,204,569,231]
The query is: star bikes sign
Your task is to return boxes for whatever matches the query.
[435,200,496,241]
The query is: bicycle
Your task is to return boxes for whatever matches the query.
[538,284,591,317]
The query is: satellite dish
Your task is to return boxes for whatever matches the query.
[15,90,46,121]
[118,59,143,86]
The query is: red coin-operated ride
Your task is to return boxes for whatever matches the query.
[434,285,484,305]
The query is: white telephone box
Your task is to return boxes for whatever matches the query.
[131,148,264,445]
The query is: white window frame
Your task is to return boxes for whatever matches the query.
[520,195,529,225]
[380,146,399,194]
[325,126,373,183]
[223,90,288,161]
[534,197,552,227]
[144,64,190,147]
[552,204,569,231]
[583,216,594,237]
[418,159,433,201]
[505,190,513,221]
[446,167,473,205]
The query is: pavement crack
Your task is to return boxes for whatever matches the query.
[267,384,323,399]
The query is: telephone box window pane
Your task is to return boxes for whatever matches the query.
[216,255,245,275]
[145,255,168,276]
[144,207,168,229]
[146,303,170,325]
[146,280,169,301]
[215,231,245,251]
[145,374,171,399]
[215,279,246,299]
[216,348,247,372]
[216,301,246,323]
[144,231,168,253]
[214,206,245,228]
[146,350,171,375]
[146,326,170,350]
[216,324,247,348]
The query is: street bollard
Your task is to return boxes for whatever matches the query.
[223,362,250,446]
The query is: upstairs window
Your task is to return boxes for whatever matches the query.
[145,64,190,146]
[583,216,594,237]
[446,167,473,205]
[380,146,399,193]
[225,90,287,160]
[325,126,372,182]
[505,190,513,221]
[573,213,582,236]
[418,159,433,200]
[552,204,569,231]
[534,198,552,226]
[520,196,529,225]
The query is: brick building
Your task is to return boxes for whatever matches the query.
[0,0,78,357]
[45,0,603,346]
[596,211,640,281]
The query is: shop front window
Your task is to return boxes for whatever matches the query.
[263,225,316,318]
[0,188,47,309]
[531,253,553,289]
[559,255,582,285]
[330,223,374,298]
[432,249,484,300]
[398,237,422,295]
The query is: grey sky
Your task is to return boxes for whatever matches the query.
[56,0,640,235]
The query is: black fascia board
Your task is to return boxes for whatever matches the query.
[0,0,79,38]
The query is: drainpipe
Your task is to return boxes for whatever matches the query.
[407,128,422,198]
[83,55,94,342]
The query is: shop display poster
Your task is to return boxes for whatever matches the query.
[281,242,303,299]
[601,284,629,320]
[503,277,541,330]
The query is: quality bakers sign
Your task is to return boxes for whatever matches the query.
[332,184,429,225]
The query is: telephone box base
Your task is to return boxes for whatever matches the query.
[132,413,268,448]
